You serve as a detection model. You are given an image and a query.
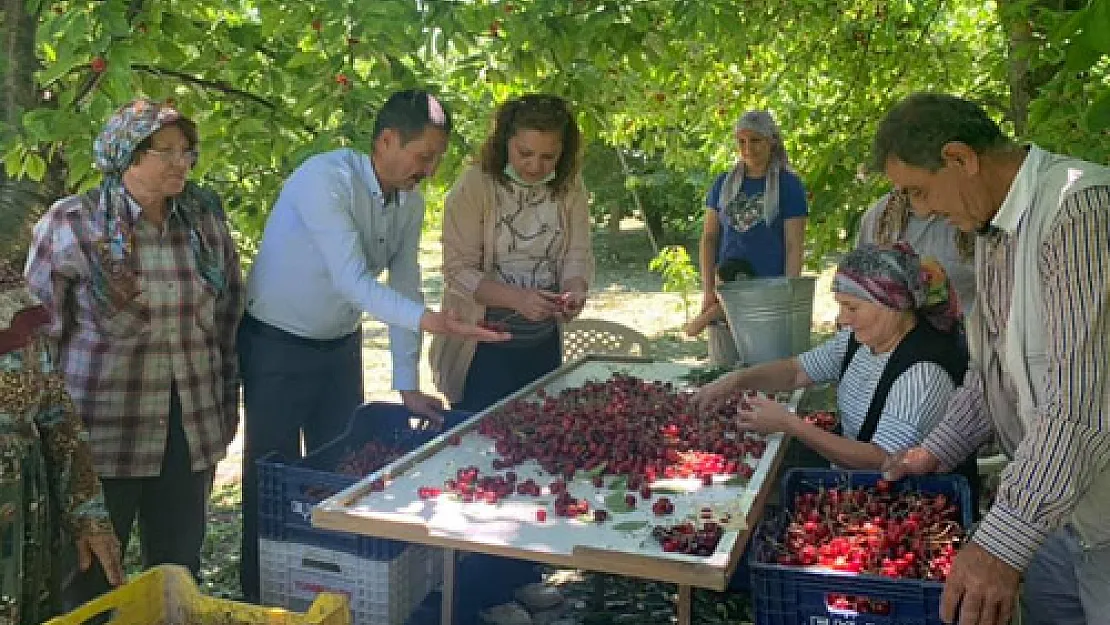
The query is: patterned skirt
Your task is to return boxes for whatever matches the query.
[0,434,64,625]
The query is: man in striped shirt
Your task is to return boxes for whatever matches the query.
[877,93,1110,625]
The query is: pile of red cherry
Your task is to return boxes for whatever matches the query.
[404,374,773,548]
[651,519,725,556]
[335,440,407,477]
[477,373,764,483]
[801,409,838,432]
[417,465,544,504]
[760,479,965,581]
[826,593,892,615]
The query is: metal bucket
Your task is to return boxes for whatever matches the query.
[716,277,816,365]
[706,320,741,367]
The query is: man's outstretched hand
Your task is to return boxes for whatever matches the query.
[420,309,512,342]
[400,390,445,429]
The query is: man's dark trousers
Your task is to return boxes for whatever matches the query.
[236,314,363,602]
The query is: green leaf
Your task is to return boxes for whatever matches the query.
[21,110,52,140]
[1085,91,1110,133]
[24,152,46,181]
[584,462,608,478]
[608,476,627,491]
[38,51,85,86]
[1089,0,1110,54]
[1065,34,1104,72]
[650,485,686,495]
[286,51,320,69]
[724,476,750,487]
[612,521,648,532]
[604,493,634,513]
[4,145,26,177]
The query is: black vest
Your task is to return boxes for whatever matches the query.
[839,320,980,518]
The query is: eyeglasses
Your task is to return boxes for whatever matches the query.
[145,148,198,166]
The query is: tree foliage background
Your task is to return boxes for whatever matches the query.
[2,0,1108,268]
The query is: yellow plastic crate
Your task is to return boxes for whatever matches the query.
[46,564,350,625]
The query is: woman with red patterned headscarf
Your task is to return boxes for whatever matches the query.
[693,242,978,509]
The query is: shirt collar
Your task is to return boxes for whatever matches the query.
[124,193,179,225]
[991,144,1046,234]
[357,151,406,208]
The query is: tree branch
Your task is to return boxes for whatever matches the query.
[71,0,147,108]
[132,64,274,108]
[131,64,317,135]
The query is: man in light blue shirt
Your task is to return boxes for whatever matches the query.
[237,89,506,601]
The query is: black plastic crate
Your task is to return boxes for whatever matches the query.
[257,402,472,560]
[750,469,971,625]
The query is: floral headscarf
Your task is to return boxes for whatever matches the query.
[93,99,191,175]
[832,241,962,333]
[873,190,975,259]
[89,99,224,310]
[715,110,793,232]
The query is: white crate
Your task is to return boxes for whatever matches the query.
[260,538,441,625]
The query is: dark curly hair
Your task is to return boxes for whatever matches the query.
[478,94,582,196]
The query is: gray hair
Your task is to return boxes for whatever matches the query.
[870,93,1011,173]
[734,110,781,139]
[734,109,791,169]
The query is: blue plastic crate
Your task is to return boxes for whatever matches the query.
[258,402,472,560]
[749,469,971,625]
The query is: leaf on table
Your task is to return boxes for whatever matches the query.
[604,493,634,513]
[612,521,648,532]
[583,462,608,478]
[650,485,687,495]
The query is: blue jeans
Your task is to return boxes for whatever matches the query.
[1021,526,1110,625]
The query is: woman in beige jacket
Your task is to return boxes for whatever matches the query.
[431,94,594,411]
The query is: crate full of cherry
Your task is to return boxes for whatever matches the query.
[257,402,472,559]
[749,468,972,625]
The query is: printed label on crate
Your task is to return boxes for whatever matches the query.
[289,570,354,601]
[291,499,312,522]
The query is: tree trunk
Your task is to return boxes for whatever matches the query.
[643,208,664,246]
[996,0,1034,136]
[615,149,659,254]
[1,0,63,259]
[997,0,1089,137]
[1,0,40,131]
[607,204,623,233]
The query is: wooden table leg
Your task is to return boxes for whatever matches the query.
[441,548,457,625]
[677,583,692,625]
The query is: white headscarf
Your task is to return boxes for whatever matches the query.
[716,110,791,229]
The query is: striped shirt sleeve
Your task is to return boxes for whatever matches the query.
[872,362,956,453]
[922,367,995,471]
[975,188,1110,571]
[798,329,851,384]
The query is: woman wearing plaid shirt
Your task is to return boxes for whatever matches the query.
[24,99,245,606]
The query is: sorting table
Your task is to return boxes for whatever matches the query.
[314,356,799,624]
